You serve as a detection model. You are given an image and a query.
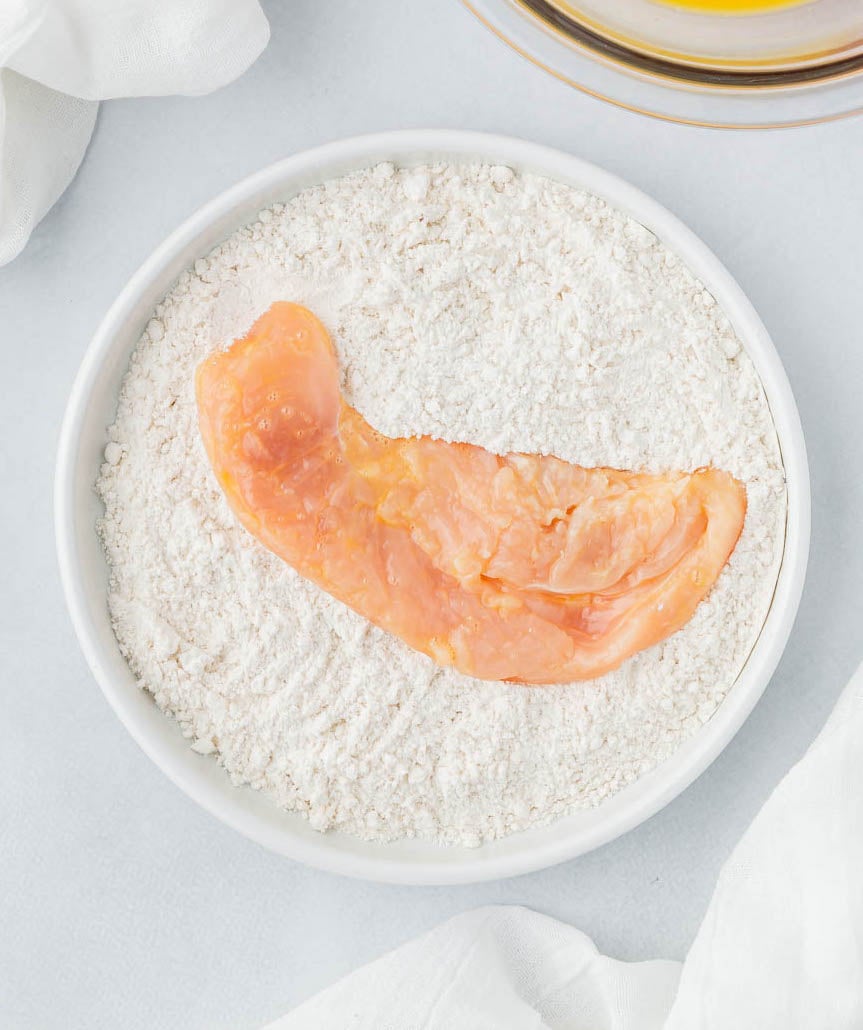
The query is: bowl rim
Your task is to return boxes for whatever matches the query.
[463,0,863,128]
[55,129,810,885]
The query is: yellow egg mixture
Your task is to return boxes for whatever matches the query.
[657,0,806,11]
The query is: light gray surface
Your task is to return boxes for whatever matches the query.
[0,1,861,1027]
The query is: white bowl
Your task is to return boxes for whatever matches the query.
[55,130,809,885]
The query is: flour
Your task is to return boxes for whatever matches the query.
[97,162,786,846]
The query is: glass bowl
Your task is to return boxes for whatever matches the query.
[464,0,863,126]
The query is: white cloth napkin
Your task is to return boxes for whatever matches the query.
[269,661,863,1029]
[0,0,269,265]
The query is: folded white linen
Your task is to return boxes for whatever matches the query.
[0,0,269,265]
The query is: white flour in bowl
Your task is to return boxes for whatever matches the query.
[97,162,786,846]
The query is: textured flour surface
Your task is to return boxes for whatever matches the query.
[97,163,786,846]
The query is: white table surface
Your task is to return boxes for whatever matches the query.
[1,1,861,1026]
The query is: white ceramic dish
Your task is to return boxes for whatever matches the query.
[55,130,809,885]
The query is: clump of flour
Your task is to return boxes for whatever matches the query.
[97,163,785,846]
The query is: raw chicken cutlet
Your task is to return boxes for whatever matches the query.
[196,302,747,684]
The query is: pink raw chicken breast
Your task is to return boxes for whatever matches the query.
[196,302,747,684]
